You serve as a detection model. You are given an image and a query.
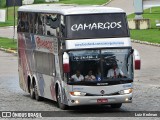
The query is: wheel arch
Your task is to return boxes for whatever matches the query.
[55,81,61,101]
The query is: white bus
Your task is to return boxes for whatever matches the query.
[17,4,141,109]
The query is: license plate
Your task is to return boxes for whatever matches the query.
[97,99,108,103]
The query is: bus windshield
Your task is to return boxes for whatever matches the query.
[65,13,129,39]
[67,48,133,85]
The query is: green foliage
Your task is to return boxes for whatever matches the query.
[0,0,6,8]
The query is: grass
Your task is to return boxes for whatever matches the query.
[128,7,160,44]
[130,29,160,44]
[0,37,17,49]
[34,0,46,4]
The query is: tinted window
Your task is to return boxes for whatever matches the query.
[28,13,35,33]
[67,49,133,84]
[66,13,129,39]
[44,14,59,36]
[17,12,29,32]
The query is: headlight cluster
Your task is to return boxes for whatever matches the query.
[119,89,133,95]
[70,91,86,96]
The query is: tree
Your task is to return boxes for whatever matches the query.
[0,0,6,8]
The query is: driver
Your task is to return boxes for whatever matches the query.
[107,64,124,78]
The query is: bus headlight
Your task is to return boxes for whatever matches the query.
[119,89,133,94]
[70,91,86,96]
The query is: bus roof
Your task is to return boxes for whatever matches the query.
[18,4,125,15]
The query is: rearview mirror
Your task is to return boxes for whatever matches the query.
[63,52,70,73]
[134,49,141,70]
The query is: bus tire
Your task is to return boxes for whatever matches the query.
[111,103,122,108]
[29,83,35,99]
[56,88,68,110]
[34,84,43,101]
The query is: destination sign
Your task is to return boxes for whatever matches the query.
[71,21,122,31]
[66,13,129,39]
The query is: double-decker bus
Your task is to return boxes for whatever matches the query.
[17,4,141,109]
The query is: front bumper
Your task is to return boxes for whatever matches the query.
[67,93,132,106]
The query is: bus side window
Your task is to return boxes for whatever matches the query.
[60,15,65,38]
[28,13,35,33]
[23,13,29,32]
[17,12,21,32]
[34,13,38,34]
[35,13,44,35]
[45,14,59,36]
[17,12,29,32]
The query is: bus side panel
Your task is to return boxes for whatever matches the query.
[18,33,36,92]
[18,33,30,92]
[35,73,57,101]
[18,32,60,101]
[32,35,59,101]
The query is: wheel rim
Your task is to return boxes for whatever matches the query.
[57,89,62,107]
[30,83,35,98]
[57,88,67,109]
[34,85,39,100]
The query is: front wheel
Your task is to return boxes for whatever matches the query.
[111,103,122,108]
[56,88,68,110]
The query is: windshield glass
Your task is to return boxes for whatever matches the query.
[65,13,129,39]
[67,48,133,85]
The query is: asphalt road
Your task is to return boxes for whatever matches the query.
[0,26,17,39]
[106,0,134,15]
[0,42,160,119]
